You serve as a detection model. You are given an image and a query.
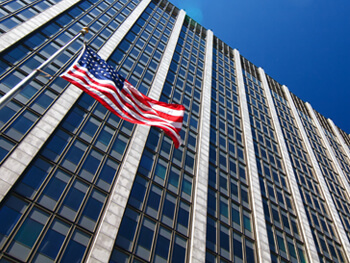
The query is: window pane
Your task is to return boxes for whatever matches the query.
[15,158,53,199]
[7,208,49,261]
[135,218,156,261]
[115,208,140,251]
[34,219,70,261]
[61,141,87,172]
[0,196,28,247]
[79,190,106,232]
[60,229,90,262]
[59,180,88,221]
[78,150,103,182]
[171,235,186,263]
[4,110,38,141]
[38,169,71,210]
[154,227,171,263]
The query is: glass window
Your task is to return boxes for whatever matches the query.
[206,217,216,251]
[94,125,114,151]
[138,149,155,177]
[79,116,101,143]
[62,108,86,133]
[60,229,90,262]
[171,235,186,263]
[0,16,21,32]
[38,169,71,210]
[41,129,72,162]
[61,141,87,172]
[233,232,243,262]
[15,158,53,199]
[153,227,171,263]
[4,110,39,141]
[0,196,28,247]
[0,137,15,162]
[129,175,148,210]
[110,133,128,161]
[116,208,140,251]
[78,150,103,182]
[79,189,106,232]
[181,174,192,199]
[96,158,118,191]
[176,201,189,235]
[135,218,156,261]
[7,208,50,261]
[167,165,180,193]
[154,158,167,184]
[161,193,176,227]
[58,179,89,221]
[33,219,70,262]
[220,224,230,259]
[145,184,162,219]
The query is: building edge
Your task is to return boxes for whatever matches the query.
[283,85,350,262]
[305,102,350,259]
[258,68,319,263]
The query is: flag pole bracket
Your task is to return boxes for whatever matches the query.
[36,69,52,78]
[81,27,89,44]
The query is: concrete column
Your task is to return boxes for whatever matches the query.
[188,29,213,263]
[258,69,319,263]
[283,85,350,261]
[86,7,186,263]
[0,0,80,52]
[233,51,271,263]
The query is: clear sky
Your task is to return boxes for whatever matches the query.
[169,0,350,134]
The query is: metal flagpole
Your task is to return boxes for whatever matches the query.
[0,27,89,110]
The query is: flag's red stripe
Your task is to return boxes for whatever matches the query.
[63,69,184,133]
[120,87,184,123]
[67,66,184,125]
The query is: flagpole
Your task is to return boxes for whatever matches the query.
[0,27,89,110]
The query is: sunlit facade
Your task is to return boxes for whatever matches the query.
[0,0,350,262]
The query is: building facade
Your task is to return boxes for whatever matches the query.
[0,0,350,262]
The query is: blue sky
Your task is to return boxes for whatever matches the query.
[170,0,350,134]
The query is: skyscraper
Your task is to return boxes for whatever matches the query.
[0,0,350,262]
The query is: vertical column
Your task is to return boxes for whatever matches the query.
[0,0,152,201]
[283,85,350,261]
[86,8,186,263]
[258,68,319,262]
[0,0,81,52]
[306,103,350,200]
[188,30,213,263]
[328,119,350,164]
[233,50,271,263]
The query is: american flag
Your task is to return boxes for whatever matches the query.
[61,45,185,148]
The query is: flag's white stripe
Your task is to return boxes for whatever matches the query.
[66,71,183,131]
[71,67,184,126]
[149,103,185,117]
[63,74,136,123]
[72,75,182,135]
[122,81,184,118]
[68,69,163,122]
[69,66,184,121]
[70,66,178,120]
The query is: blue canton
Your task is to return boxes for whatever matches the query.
[78,46,125,90]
